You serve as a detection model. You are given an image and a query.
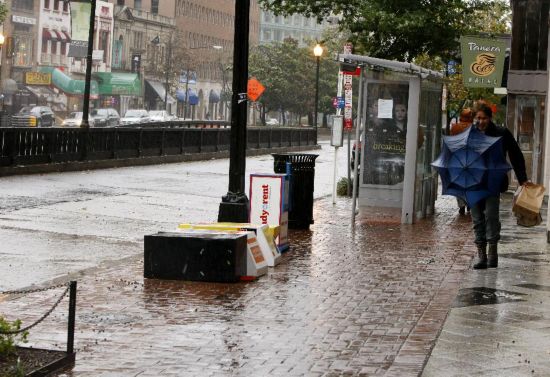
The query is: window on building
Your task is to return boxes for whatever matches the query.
[63,1,68,12]
[99,30,109,63]
[134,0,141,10]
[117,0,125,5]
[44,0,50,9]
[61,42,66,55]
[13,35,33,66]
[12,0,33,10]
[133,31,143,49]
[151,0,158,14]
[41,34,48,54]
[51,40,57,54]
[54,0,60,11]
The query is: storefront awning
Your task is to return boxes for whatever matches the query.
[26,85,56,100]
[39,66,98,97]
[56,30,68,42]
[42,29,53,40]
[94,72,141,96]
[209,90,220,103]
[62,31,71,41]
[51,30,62,41]
[145,80,176,104]
[176,88,199,105]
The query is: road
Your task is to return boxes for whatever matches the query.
[0,139,351,290]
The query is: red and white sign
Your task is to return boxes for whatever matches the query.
[343,74,353,130]
[249,174,288,248]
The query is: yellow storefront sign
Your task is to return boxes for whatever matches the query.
[25,72,52,85]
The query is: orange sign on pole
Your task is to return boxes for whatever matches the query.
[247,77,265,102]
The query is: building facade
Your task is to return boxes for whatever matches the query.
[1,0,41,112]
[259,11,332,46]
[507,0,549,187]
[110,0,176,114]
[174,0,260,119]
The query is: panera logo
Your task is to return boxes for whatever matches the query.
[470,53,496,77]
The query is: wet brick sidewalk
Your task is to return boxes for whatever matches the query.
[0,196,476,376]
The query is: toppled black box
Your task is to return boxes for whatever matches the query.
[144,232,247,283]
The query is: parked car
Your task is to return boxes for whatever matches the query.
[120,109,150,126]
[11,106,55,127]
[265,118,279,126]
[148,110,175,122]
[61,112,95,127]
[91,108,120,127]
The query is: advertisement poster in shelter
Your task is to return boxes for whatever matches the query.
[362,82,409,186]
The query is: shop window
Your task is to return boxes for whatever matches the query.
[61,42,66,55]
[51,40,57,55]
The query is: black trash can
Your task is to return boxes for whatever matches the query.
[273,153,319,230]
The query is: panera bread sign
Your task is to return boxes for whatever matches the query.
[460,36,506,88]
[25,72,52,86]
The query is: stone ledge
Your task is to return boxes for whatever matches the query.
[0,144,321,177]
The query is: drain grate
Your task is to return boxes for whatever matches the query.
[452,287,526,308]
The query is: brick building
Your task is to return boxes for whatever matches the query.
[174,0,260,119]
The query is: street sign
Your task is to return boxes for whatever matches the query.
[247,77,265,102]
[332,96,345,109]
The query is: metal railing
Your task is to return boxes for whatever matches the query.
[0,121,317,167]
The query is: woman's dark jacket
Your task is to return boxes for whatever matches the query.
[482,121,528,191]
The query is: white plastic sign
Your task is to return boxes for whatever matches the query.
[331,115,344,147]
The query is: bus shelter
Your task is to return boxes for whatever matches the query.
[339,54,445,224]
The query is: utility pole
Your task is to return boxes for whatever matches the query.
[218,0,250,222]
[80,0,97,161]
[164,35,172,113]
[81,0,96,129]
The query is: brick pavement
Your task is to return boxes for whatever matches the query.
[0,196,476,376]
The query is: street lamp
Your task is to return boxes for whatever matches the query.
[313,43,323,136]
[218,0,250,222]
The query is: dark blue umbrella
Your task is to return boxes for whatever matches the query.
[432,126,511,207]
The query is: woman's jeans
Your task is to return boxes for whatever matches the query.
[470,196,501,246]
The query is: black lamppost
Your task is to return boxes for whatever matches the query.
[218,0,250,222]
[313,43,323,138]
[81,0,97,130]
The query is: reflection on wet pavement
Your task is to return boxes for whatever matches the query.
[0,196,474,376]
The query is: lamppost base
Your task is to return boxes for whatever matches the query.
[218,192,249,223]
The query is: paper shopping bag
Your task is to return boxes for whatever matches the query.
[512,183,545,227]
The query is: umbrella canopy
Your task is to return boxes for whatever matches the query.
[432,126,511,206]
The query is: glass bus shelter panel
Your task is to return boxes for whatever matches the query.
[414,84,443,221]
[359,79,410,221]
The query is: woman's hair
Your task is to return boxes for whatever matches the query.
[475,103,493,118]
[459,108,474,123]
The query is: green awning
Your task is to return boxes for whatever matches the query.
[39,66,99,96]
[93,72,141,96]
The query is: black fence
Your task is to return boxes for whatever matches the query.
[0,122,317,167]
